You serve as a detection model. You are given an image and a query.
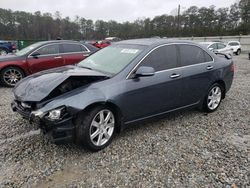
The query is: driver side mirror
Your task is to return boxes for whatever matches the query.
[208,47,214,51]
[30,52,40,58]
[134,66,155,78]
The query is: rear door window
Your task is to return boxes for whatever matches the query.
[179,44,212,66]
[62,43,83,53]
[140,45,178,71]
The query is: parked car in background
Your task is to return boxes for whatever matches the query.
[227,41,241,55]
[0,40,98,87]
[93,40,111,49]
[200,42,233,56]
[11,39,234,151]
[0,40,17,55]
[105,37,121,42]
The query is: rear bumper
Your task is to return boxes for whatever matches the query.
[11,101,75,144]
[224,68,234,93]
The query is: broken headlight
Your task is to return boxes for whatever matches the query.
[46,106,66,121]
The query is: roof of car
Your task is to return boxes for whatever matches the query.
[228,41,240,43]
[37,40,80,45]
[200,42,214,44]
[117,38,198,46]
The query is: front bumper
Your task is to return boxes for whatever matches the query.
[11,101,75,144]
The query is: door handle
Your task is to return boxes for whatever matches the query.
[206,65,214,70]
[54,56,62,59]
[170,73,181,79]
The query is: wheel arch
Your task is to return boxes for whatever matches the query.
[77,101,124,133]
[0,65,26,76]
[213,80,226,99]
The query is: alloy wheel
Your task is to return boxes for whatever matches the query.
[3,68,23,86]
[207,86,222,110]
[89,109,115,146]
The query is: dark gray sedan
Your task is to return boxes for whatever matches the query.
[11,39,234,151]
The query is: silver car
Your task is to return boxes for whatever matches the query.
[200,42,233,56]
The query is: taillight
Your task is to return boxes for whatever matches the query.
[230,63,235,72]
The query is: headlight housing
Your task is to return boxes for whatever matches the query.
[46,106,66,121]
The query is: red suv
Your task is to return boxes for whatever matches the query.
[0,40,98,87]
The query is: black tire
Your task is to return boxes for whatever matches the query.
[75,105,116,152]
[202,83,223,113]
[0,66,25,87]
[0,48,8,56]
[236,49,241,55]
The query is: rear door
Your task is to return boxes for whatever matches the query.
[27,44,64,73]
[120,44,183,122]
[177,44,214,105]
[61,43,91,66]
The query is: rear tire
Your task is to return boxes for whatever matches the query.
[75,106,116,151]
[0,66,25,87]
[202,83,223,113]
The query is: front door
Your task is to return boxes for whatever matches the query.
[119,44,183,122]
[27,44,64,73]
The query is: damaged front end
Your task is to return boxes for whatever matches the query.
[11,65,110,143]
[30,106,75,143]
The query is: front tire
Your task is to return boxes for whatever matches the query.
[203,83,223,112]
[75,106,116,151]
[0,66,25,87]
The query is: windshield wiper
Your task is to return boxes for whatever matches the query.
[77,64,113,77]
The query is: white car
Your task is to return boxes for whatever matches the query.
[227,41,241,55]
[200,42,233,56]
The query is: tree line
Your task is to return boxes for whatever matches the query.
[0,0,249,41]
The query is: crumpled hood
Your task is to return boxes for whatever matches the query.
[13,65,108,102]
[0,54,24,63]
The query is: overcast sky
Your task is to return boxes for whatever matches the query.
[0,0,236,22]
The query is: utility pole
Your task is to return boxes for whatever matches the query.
[177,4,180,37]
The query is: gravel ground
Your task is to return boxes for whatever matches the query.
[0,55,249,188]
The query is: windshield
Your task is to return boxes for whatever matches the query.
[78,44,145,74]
[15,42,43,56]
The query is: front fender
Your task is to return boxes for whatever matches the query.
[38,88,107,115]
